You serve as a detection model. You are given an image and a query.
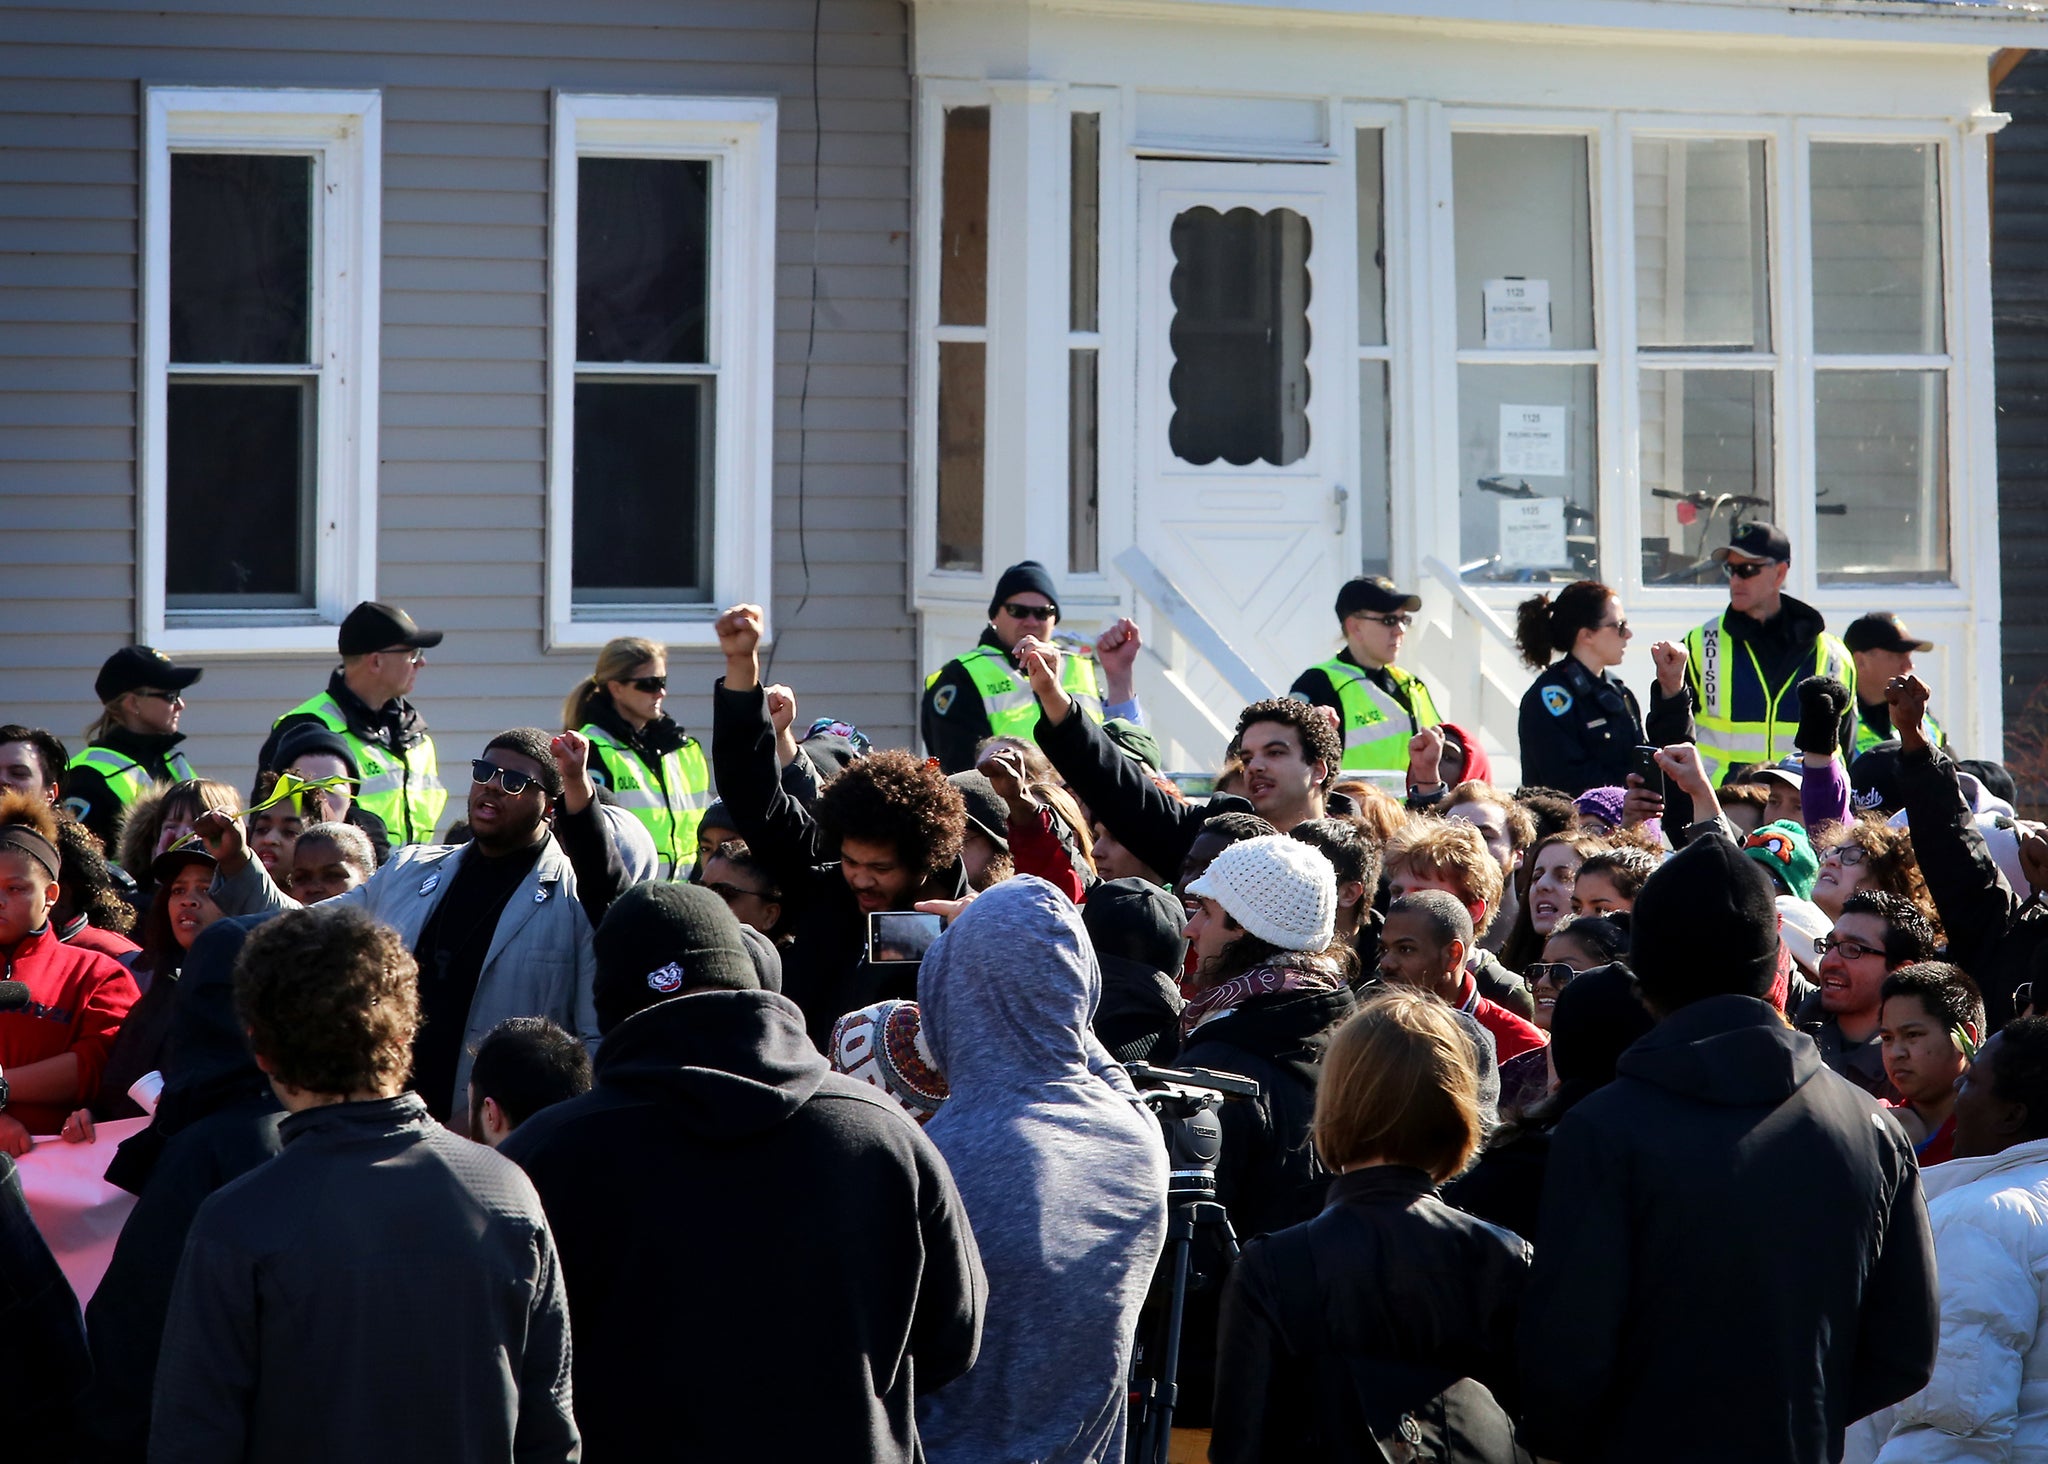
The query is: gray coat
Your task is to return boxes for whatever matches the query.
[211,809,646,1114]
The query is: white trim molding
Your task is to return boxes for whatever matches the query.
[138,86,382,655]
[546,93,778,651]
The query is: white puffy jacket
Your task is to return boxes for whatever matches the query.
[1854,1134,2048,1463]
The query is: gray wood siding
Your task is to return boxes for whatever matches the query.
[0,0,912,814]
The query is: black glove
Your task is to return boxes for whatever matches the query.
[1794,675,1852,756]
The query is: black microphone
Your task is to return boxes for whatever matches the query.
[0,980,30,1013]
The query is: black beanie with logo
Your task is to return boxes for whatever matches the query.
[593,882,758,1035]
[1628,833,1779,1012]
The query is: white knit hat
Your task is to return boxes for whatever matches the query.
[1184,834,1336,952]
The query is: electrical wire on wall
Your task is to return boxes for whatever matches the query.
[767,0,825,683]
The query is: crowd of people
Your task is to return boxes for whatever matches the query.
[0,518,2044,1463]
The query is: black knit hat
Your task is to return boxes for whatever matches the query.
[1548,963,1655,1094]
[593,883,758,1034]
[1629,834,1780,1011]
[267,723,361,781]
[948,771,1010,852]
[987,560,1061,620]
[1082,877,1189,984]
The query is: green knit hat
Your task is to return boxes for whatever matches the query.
[1741,820,1819,903]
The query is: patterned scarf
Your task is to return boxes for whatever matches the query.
[1181,964,1337,1036]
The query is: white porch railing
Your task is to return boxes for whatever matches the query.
[1113,546,1274,771]
[1418,556,1527,787]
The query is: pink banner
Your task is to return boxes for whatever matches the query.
[18,1117,150,1306]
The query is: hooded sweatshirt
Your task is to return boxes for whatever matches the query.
[502,988,985,1464]
[916,877,1169,1464]
[1519,992,1937,1464]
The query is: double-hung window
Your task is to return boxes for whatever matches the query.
[548,95,777,647]
[140,88,381,652]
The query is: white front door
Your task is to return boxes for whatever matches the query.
[1135,159,1353,696]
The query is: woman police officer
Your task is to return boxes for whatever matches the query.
[1513,581,1652,798]
[562,638,709,880]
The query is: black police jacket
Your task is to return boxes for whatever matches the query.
[1516,657,1646,797]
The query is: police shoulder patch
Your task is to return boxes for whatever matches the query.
[1541,686,1574,717]
[931,683,958,716]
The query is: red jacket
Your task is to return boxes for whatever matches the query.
[1458,973,1548,1063]
[58,914,140,964]
[0,923,139,1133]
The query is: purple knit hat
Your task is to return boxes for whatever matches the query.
[1574,786,1628,830]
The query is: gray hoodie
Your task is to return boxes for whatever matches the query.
[917,877,1169,1463]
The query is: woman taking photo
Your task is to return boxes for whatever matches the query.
[563,637,710,880]
[1211,988,1530,1464]
[1514,580,1646,797]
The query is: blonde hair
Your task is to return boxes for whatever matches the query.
[1384,819,1505,936]
[1313,988,1482,1181]
[563,637,666,730]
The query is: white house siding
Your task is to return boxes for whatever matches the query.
[0,0,913,802]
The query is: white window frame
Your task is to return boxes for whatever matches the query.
[139,86,381,655]
[547,93,777,651]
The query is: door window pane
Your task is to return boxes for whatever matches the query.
[1634,138,1770,351]
[1359,362,1392,578]
[1168,205,1313,467]
[572,380,713,602]
[1070,114,1100,334]
[1639,370,1773,585]
[170,153,312,365]
[937,341,986,571]
[1815,370,1948,582]
[1069,351,1099,574]
[940,107,990,328]
[577,158,710,364]
[1811,142,1944,356]
[1457,364,1598,581]
[1455,134,1595,352]
[1357,129,1385,348]
[166,380,315,607]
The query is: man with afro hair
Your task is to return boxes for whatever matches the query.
[197,726,652,1122]
[714,605,972,1047]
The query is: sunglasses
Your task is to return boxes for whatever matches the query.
[1817,935,1885,962]
[1594,620,1630,635]
[1722,560,1771,581]
[135,689,185,704]
[377,646,428,665]
[1525,962,1579,990]
[706,879,776,906]
[1000,602,1056,622]
[1352,613,1415,629]
[470,759,543,796]
[627,676,668,693]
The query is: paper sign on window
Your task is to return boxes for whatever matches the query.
[1498,497,1569,570]
[1483,277,1552,350]
[1499,404,1568,477]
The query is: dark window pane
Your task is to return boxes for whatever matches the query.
[940,108,990,328]
[937,341,985,571]
[170,153,311,364]
[573,379,713,602]
[1168,206,1313,467]
[166,380,315,606]
[1069,349,1098,573]
[1070,114,1100,334]
[577,158,710,364]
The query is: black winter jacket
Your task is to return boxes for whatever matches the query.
[1516,657,1648,798]
[63,725,192,850]
[1518,994,1937,1464]
[149,1094,577,1464]
[0,1149,91,1460]
[1212,1166,1530,1464]
[1034,703,1260,886]
[1900,742,2039,1028]
[502,989,985,1464]
[713,679,969,1047]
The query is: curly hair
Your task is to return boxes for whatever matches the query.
[1230,698,1344,791]
[1384,819,1505,936]
[816,749,965,882]
[53,817,135,936]
[234,904,421,1095]
[1813,814,1937,930]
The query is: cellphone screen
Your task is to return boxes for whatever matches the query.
[1632,744,1666,797]
[868,911,944,965]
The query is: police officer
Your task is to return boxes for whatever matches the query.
[1660,522,1855,787]
[1513,580,1652,797]
[921,560,1131,774]
[256,601,447,845]
[562,635,709,880]
[1288,575,1442,783]
[64,646,204,847]
[1843,612,1944,758]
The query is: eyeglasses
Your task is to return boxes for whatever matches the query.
[628,676,668,693]
[1524,961,1579,989]
[379,646,428,665]
[706,879,775,906]
[999,601,1056,622]
[470,759,542,796]
[135,690,185,705]
[1723,561,1770,581]
[1817,935,1886,961]
[1824,844,1870,868]
[1351,613,1415,629]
